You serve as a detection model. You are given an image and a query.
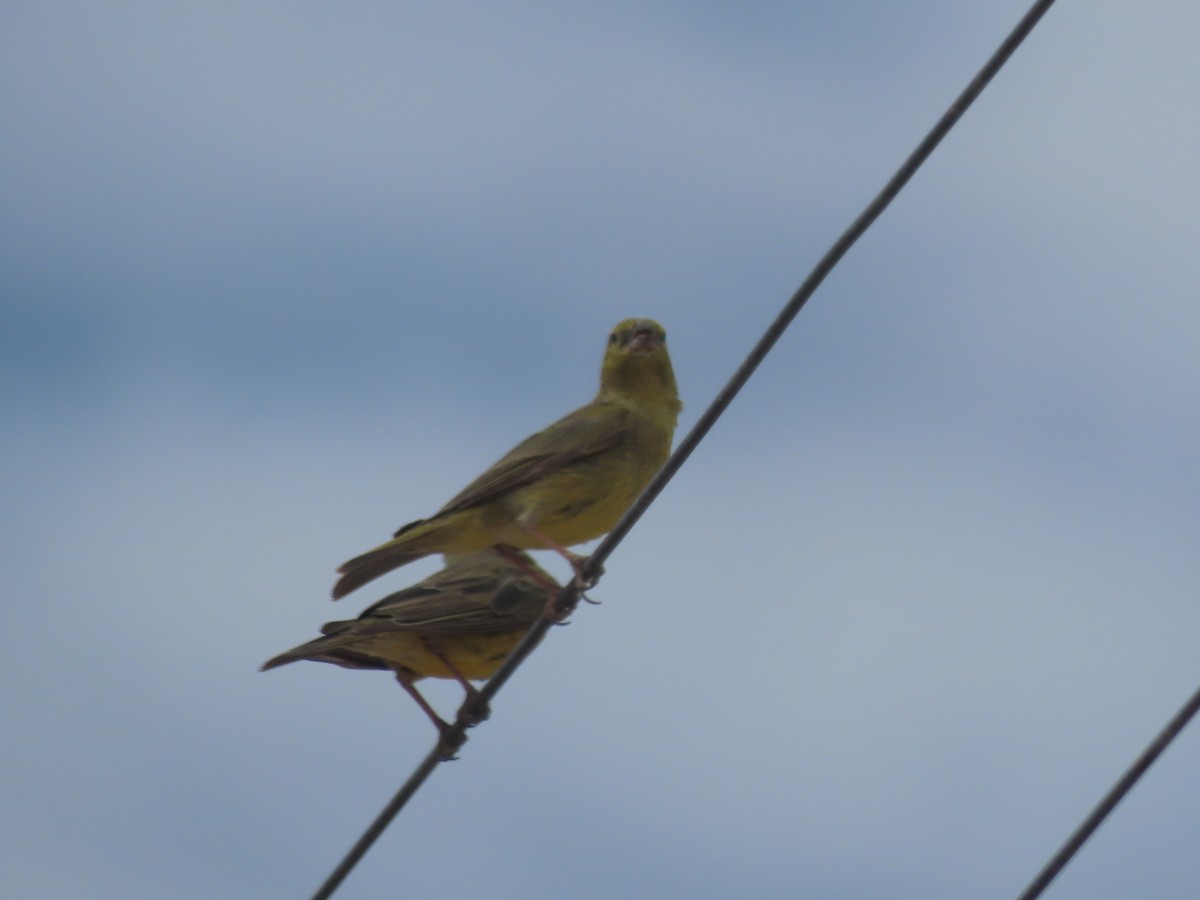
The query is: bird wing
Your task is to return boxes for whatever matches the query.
[345,571,549,636]
[431,401,633,517]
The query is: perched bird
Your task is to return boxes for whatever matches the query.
[263,549,556,747]
[332,317,681,600]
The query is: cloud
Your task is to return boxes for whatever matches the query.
[2,2,1199,897]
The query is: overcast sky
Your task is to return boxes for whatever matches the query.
[3,2,1199,898]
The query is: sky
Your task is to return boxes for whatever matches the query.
[2,1,1199,898]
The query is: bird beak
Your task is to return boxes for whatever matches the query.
[628,327,661,352]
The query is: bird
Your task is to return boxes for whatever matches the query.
[331,317,680,600]
[263,549,556,752]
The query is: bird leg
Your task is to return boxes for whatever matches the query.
[491,543,573,623]
[516,523,606,620]
[487,547,566,624]
[420,637,491,727]
[493,543,563,594]
[516,524,604,591]
[393,667,466,760]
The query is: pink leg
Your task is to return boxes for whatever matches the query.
[494,543,563,594]
[517,524,602,589]
[393,668,466,758]
[420,638,490,726]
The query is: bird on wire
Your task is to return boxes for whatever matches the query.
[264,549,557,756]
[331,318,681,601]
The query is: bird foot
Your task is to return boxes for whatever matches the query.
[458,689,492,727]
[568,555,602,589]
[435,726,468,761]
[542,595,573,624]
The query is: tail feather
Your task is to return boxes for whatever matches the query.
[261,639,329,671]
[260,652,298,672]
[260,637,390,672]
[332,544,430,599]
[333,515,475,599]
[392,517,425,539]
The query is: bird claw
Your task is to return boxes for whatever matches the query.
[570,559,603,592]
[541,595,573,624]
[436,727,468,761]
[539,564,604,619]
[458,692,491,727]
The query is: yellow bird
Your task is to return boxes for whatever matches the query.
[263,549,556,744]
[332,318,680,600]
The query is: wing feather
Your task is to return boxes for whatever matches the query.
[433,402,633,516]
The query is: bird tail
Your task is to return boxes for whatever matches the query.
[331,518,444,600]
[259,652,297,672]
[260,629,390,672]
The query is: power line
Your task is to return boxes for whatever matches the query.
[310,1,1059,896]
[1015,684,1200,900]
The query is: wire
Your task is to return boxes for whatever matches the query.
[309,746,443,900]
[1014,683,1200,900]
[310,1,1059,896]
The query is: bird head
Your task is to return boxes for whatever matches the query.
[599,318,681,417]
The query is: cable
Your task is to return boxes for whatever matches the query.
[310,1,1059,896]
[1014,683,1200,900]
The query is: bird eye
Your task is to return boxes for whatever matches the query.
[608,332,619,345]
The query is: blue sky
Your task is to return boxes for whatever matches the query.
[3,2,1199,897]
